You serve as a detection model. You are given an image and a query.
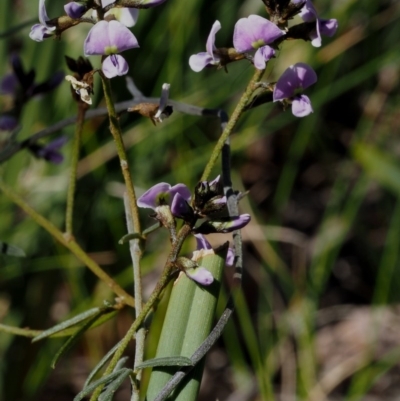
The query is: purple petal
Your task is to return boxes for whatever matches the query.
[84,20,111,55]
[137,183,172,209]
[64,2,87,19]
[170,192,192,219]
[320,18,338,37]
[102,55,129,78]
[189,52,216,72]
[205,20,221,58]
[38,0,55,27]
[107,20,139,53]
[299,0,317,22]
[0,73,18,95]
[169,183,191,202]
[0,115,18,131]
[29,24,54,42]
[253,46,275,70]
[291,94,313,117]
[112,8,139,27]
[234,15,285,53]
[273,63,317,101]
[194,234,212,250]
[185,266,214,285]
[226,214,251,231]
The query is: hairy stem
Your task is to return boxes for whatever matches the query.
[100,73,142,235]
[201,68,265,181]
[0,180,135,308]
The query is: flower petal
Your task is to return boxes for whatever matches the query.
[185,266,214,285]
[102,55,129,78]
[320,18,338,37]
[169,183,191,202]
[291,94,313,117]
[137,183,172,209]
[170,192,192,219]
[29,24,54,42]
[84,20,111,55]
[108,20,139,52]
[109,8,139,27]
[0,73,18,95]
[194,234,212,250]
[189,52,216,72]
[205,20,221,58]
[38,0,55,27]
[273,63,317,101]
[253,46,275,70]
[234,15,285,52]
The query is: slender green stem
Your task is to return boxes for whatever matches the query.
[0,180,135,308]
[65,105,86,237]
[89,223,193,401]
[0,324,41,337]
[124,195,144,401]
[201,68,265,182]
[100,73,142,235]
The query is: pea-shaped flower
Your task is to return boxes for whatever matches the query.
[29,0,56,42]
[84,20,139,79]
[233,15,285,70]
[189,20,222,72]
[273,63,317,117]
[295,0,338,47]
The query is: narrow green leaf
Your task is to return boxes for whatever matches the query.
[136,356,193,370]
[98,369,132,401]
[74,369,130,401]
[32,307,102,342]
[51,312,102,368]
[84,340,123,387]
[0,241,26,257]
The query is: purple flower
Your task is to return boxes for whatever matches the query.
[84,20,139,78]
[0,115,18,131]
[29,0,56,42]
[189,20,222,72]
[296,0,338,47]
[29,136,68,164]
[273,63,317,117]
[64,2,87,19]
[233,15,285,70]
[137,182,191,217]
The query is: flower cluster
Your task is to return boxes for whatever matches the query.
[189,0,337,117]
[29,0,165,79]
[137,176,249,285]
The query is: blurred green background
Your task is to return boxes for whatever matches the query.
[1,0,400,400]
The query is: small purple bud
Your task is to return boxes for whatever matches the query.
[35,136,68,164]
[64,2,87,19]
[102,54,129,78]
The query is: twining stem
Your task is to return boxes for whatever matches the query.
[100,73,141,235]
[0,180,135,308]
[201,68,265,182]
[65,105,86,237]
[89,223,193,401]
